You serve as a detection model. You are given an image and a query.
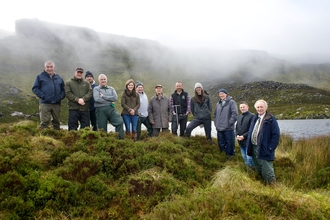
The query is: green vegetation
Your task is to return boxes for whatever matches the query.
[0,121,329,219]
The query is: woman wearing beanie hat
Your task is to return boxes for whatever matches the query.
[185,82,213,144]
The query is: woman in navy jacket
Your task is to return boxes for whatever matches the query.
[246,100,280,185]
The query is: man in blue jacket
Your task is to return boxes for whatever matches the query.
[32,61,65,130]
[247,100,280,185]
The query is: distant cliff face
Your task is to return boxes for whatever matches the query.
[0,18,329,91]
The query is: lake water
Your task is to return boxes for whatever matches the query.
[61,119,330,140]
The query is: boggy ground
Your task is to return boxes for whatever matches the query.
[0,121,329,219]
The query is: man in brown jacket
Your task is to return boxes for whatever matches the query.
[148,85,172,136]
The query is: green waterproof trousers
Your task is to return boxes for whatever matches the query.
[96,105,124,139]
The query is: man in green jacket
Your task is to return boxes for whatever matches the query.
[65,67,92,130]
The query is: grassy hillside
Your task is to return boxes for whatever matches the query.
[0,121,329,219]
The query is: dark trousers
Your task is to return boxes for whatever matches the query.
[185,119,212,140]
[152,128,169,136]
[137,116,153,140]
[217,130,235,156]
[68,110,90,131]
[89,110,97,131]
[171,115,188,136]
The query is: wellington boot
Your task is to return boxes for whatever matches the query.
[132,132,137,142]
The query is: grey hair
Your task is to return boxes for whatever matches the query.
[44,60,55,67]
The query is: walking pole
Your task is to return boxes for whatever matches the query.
[173,105,180,135]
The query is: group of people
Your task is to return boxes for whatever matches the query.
[32,60,280,185]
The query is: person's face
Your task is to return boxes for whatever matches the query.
[155,87,162,94]
[195,87,202,95]
[45,64,55,75]
[75,71,84,79]
[127,82,134,91]
[99,76,107,86]
[239,104,249,114]
[255,101,267,116]
[85,76,94,84]
[175,82,183,92]
[136,85,144,93]
[219,92,227,100]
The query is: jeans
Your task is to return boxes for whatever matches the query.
[217,130,235,156]
[240,145,254,167]
[137,116,153,140]
[122,114,139,133]
[171,115,188,136]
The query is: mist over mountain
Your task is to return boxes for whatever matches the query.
[0,18,330,92]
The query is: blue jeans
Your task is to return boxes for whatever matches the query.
[240,145,254,167]
[217,130,235,156]
[122,114,139,133]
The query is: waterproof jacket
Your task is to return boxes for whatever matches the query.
[65,77,92,111]
[32,71,65,104]
[190,94,212,120]
[148,94,172,128]
[246,112,280,161]
[121,90,140,115]
[93,85,118,108]
[214,96,238,131]
[236,111,254,146]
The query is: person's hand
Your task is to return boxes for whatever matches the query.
[129,109,135,115]
[78,98,85,105]
[150,122,154,125]
[99,93,103,98]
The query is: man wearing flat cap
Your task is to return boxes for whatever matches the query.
[214,88,238,157]
[148,84,172,136]
[65,67,92,130]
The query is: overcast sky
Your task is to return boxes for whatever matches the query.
[1,0,330,55]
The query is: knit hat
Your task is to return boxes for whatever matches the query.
[218,89,228,94]
[136,81,144,87]
[194,82,203,90]
[85,71,93,78]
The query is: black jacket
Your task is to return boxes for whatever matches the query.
[235,111,254,146]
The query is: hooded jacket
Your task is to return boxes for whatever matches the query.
[246,112,280,161]
[214,96,238,131]
[32,71,65,104]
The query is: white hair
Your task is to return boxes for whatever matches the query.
[254,99,268,109]
[98,74,107,81]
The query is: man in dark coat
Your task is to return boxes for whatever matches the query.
[236,101,254,167]
[247,100,280,185]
